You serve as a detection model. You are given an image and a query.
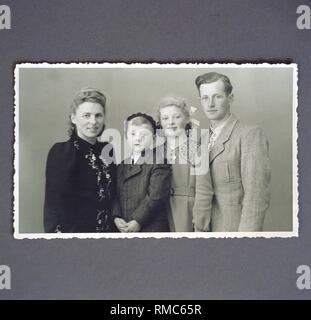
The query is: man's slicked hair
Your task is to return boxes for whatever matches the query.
[195,72,233,95]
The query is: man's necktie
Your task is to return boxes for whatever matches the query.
[208,127,216,150]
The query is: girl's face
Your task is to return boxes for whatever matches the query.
[126,121,154,155]
[159,105,188,137]
[71,102,105,143]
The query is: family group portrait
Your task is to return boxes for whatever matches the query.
[14,63,297,238]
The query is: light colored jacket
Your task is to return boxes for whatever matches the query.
[193,114,271,232]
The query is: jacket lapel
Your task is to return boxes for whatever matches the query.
[122,163,143,182]
[209,115,238,164]
[122,149,155,181]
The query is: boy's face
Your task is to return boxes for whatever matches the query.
[126,121,154,155]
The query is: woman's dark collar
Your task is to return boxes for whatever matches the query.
[70,133,102,151]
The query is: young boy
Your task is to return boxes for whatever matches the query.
[113,113,171,232]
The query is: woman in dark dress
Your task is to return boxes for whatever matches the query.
[44,88,116,233]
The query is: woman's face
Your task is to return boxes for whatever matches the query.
[71,101,105,143]
[159,105,188,137]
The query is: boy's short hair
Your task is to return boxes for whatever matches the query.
[125,113,157,134]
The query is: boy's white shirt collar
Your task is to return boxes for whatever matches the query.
[131,153,141,164]
[129,147,154,165]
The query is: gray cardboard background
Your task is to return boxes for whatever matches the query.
[0,0,310,299]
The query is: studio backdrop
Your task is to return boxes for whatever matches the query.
[15,64,295,234]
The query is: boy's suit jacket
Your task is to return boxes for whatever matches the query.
[113,149,171,232]
[193,114,271,232]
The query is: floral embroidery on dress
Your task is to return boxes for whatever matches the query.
[165,138,199,166]
[73,139,113,232]
[179,139,199,166]
[73,141,80,150]
[84,148,112,201]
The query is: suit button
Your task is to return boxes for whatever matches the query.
[170,188,174,195]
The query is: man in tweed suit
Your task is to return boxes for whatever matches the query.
[193,72,271,232]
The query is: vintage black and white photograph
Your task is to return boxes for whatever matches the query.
[13,63,298,239]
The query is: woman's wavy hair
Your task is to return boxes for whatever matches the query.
[155,96,192,134]
[68,87,107,137]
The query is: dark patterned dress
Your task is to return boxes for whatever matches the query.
[44,134,116,233]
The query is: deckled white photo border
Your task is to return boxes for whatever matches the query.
[13,62,299,239]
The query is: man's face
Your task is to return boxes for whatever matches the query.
[199,80,233,124]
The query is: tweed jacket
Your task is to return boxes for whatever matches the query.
[112,149,171,232]
[193,114,271,232]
